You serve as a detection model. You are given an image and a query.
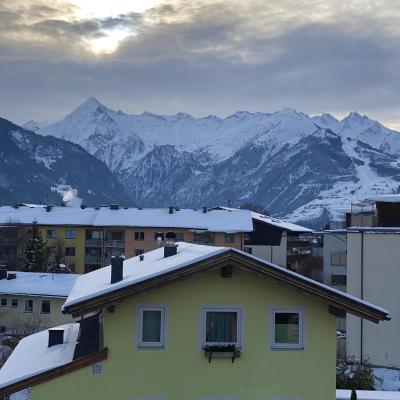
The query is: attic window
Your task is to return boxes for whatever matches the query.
[201,306,243,348]
[137,305,167,349]
[270,308,304,350]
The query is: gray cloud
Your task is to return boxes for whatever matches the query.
[0,0,400,129]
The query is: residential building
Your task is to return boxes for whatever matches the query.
[0,270,78,334]
[0,204,311,274]
[0,225,20,269]
[0,242,388,399]
[323,230,347,290]
[346,194,400,368]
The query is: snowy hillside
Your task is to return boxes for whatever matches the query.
[34,98,400,226]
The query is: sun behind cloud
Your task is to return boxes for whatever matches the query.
[69,0,162,54]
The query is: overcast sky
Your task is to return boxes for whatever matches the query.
[1,0,400,129]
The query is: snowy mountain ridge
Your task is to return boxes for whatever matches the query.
[32,98,400,227]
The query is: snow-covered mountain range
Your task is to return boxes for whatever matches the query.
[0,116,132,206]
[31,97,400,226]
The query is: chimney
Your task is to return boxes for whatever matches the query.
[139,254,144,261]
[168,206,174,214]
[48,328,64,347]
[164,232,178,258]
[111,255,124,284]
[202,206,207,213]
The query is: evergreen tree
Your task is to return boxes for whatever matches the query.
[23,220,48,272]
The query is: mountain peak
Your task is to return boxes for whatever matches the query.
[73,97,104,114]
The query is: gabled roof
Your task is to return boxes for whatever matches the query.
[0,272,79,298]
[63,243,389,324]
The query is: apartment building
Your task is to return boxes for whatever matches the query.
[0,204,311,274]
[0,242,388,399]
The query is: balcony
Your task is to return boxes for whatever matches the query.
[105,240,125,248]
[85,238,102,246]
[84,254,102,264]
[0,237,17,245]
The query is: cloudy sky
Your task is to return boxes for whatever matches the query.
[1,0,400,128]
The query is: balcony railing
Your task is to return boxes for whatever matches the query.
[105,240,125,248]
[0,238,18,245]
[84,255,102,263]
[85,238,102,246]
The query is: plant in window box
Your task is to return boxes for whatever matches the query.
[203,344,241,363]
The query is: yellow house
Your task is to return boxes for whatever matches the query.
[0,243,389,399]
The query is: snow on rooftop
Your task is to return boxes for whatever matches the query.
[63,242,388,317]
[0,272,79,297]
[250,211,313,232]
[336,390,400,399]
[365,194,400,203]
[0,323,79,390]
[0,206,253,231]
[63,242,228,310]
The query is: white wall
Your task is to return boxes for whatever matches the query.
[248,235,287,267]
[346,232,400,368]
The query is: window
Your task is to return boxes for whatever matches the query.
[243,247,252,254]
[24,299,33,313]
[65,230,76,239]
[193,231,214,246]
[0,298,7,307]
[106,231,124,241]
[175,232,184,242]
[65,247,76,256]
[46,229,57,239]
[91,363,103,376]
[331,274,347,286]
[41,300,50,314]
[135,249,144,256]
[137,305,167,349]
[224,233,235,243]
[86,230,101,239]
[271,308,304,350]
[154,232,164,241]
[135,231,145,241]
[201,306,242,347]
[11,299,18,307]
[330,251,346,266]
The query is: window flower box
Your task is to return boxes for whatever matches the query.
[203,344,241,363]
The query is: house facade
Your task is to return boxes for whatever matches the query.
[0,270,78,334]
[0,243,388,399]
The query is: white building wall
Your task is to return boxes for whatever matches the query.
[346,232,400,367]
[323,232,347,286]
[248,235,287,267]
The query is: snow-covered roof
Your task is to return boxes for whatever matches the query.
[0,272,79,298]
[214,206,312,232]
[93,207,253,232]
[336,389,400,399]
[64,243,227,310]
[365,194,400,203]
[0,323,79,390]
[250,211,313,232]
[63,242,388,319]
[0,205,253,232]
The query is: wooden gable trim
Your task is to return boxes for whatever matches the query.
[64,250,388,323]
[0,348,108,398]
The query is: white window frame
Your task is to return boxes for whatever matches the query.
[136,304,167,349]
[200,305,243,348]
[269,307,305,351]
